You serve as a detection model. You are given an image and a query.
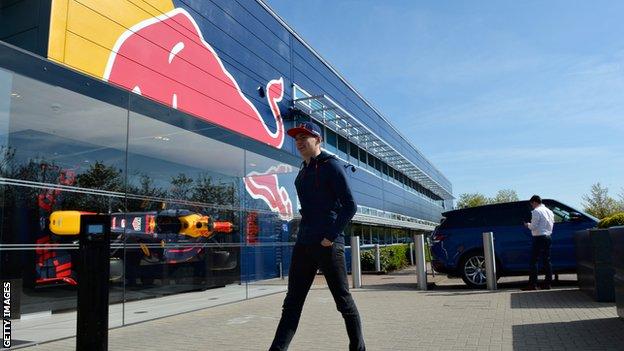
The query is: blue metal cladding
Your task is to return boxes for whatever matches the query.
[173,0,451,216]
[1,0,450,221]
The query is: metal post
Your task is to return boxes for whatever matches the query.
[278,261,283,280]
[414,234,427,290]
[409,242,415,266]
[351,236,362,288]
[482,232,497,290]
[49,212,111,351]
[77,215,111,351]
[374,244,381,272]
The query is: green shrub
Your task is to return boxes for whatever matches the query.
[360,250,375,271]
[598,212,624,228]
[360,244,410,273]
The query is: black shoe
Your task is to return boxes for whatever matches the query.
[540,283,551,290]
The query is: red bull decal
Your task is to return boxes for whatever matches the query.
[244,164,294,221]
[103,8,285,148]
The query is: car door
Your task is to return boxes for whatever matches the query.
[544,201,589,271]
[485,203,532,272]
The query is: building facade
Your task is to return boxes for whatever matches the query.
[0,0,452,344]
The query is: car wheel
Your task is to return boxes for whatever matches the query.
[460,252,488,288]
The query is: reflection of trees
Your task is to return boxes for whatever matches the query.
[0,146,16,177]
[0,147,69,212]
[127,172,237,214]
[0,144,239,215]
[67,161,124,213]
[191,173,236,206]
[126,174,167,212]
[170,173,194,200]
[76,161,123,192]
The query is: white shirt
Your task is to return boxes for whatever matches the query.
[528,204,555,236]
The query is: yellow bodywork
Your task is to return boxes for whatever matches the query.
[49,211,83,235]
[178,214,211,238]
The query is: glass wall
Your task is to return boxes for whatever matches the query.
[0,46,431,347]
[0,66,298,346]
[0,69,129,343]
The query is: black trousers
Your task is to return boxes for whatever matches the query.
[529,235,552,285]
[269,243,365,351]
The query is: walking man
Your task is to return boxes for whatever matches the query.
[524,195,555,290]
[269,121,365,351]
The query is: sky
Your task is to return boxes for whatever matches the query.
[266,0,624,209]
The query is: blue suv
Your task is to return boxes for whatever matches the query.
[430,199,597,288]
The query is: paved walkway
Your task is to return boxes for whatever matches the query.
[20,268,624,350]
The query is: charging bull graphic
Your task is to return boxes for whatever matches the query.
[103,8,285,149]
[244,164,294,221]
[49,3,294,222]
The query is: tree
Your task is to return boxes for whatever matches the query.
[76,161,124,192]
[72,161,125,212]
[456,192,489,209]
[191,174,236,206]
[582,182,621,219]
[490,189,519,204]
[170,173,194,200]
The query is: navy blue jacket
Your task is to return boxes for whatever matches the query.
[295,151,357,245]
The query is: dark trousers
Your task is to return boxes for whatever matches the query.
[269,243,365,351]
[529,235,552,285]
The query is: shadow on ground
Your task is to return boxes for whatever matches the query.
[359,282,420,291]
[512,317,624,350]
[510,288,615,309]
[420,278,578,296]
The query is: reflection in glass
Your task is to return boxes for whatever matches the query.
[124,110,247,304]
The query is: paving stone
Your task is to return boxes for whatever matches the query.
[17,270,624,350]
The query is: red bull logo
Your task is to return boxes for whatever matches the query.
[103,8,285,149]
[49,4,294,222]
[244,164,294,221]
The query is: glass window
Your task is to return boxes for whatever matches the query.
[326,128,337,147]
[374,157,382,172]
[487,204,529,226]
[124,95,247,305]
[359,147,367,164]
[349,142,359,162]
[0,71,129,335]
[367,153,375,168]
[545,205,571,223]
[337,135,347,153]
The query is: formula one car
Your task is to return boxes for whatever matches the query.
[39,209,237,286]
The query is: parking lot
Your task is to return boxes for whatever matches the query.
[19,268,624,351]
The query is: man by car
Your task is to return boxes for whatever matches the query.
[269,121,365,351]
[524,195,555,290]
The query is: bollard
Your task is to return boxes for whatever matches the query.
[351,236,362,288]
[50,211,111,351]
[409,242,415,266]
[374,244,381,272]
[414,234,427,290]
[77,215,111,351]
[482,232,497,290]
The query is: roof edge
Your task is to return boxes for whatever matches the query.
[255,0,452,191]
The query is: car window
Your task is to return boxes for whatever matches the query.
[439,209,487,228]
[546,205,570,223]
[488,204,530,226]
